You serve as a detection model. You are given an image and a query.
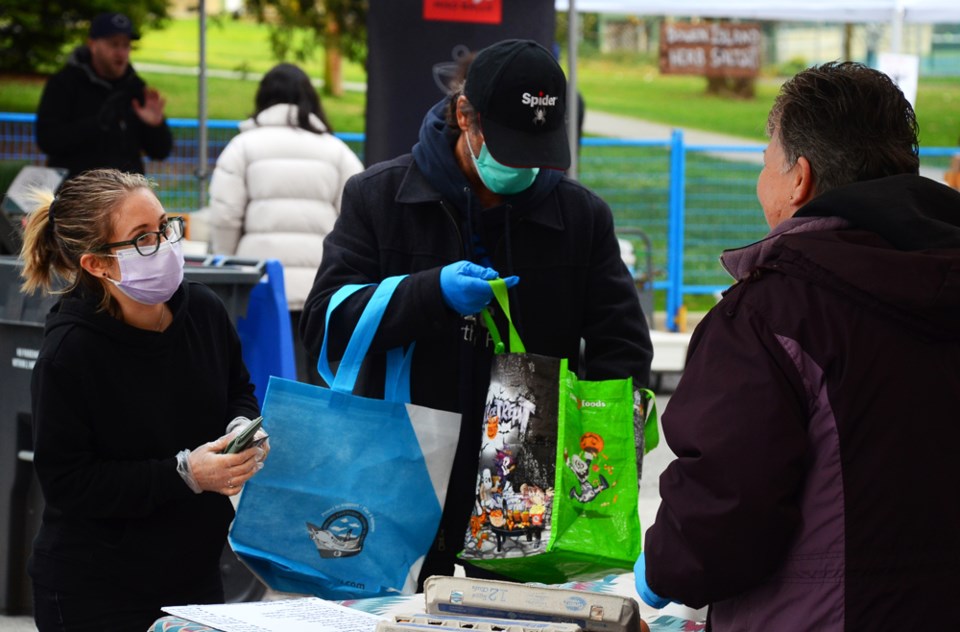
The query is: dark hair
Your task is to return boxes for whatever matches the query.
[254,63,333,134]
[445,52,478,131]
[767,61,919,196]
[20,169,155,312]
[445,89,479,134]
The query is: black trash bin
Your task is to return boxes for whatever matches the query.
[183,254,264,321]
[0,166,67,256]
[0,255,57,614]
[0,254,269,614]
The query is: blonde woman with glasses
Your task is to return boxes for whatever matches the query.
[20,169,269,631]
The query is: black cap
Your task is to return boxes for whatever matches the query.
[89,12,140,40]
[465,39,570,171]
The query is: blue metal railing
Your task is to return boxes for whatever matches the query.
[2,113,956,330]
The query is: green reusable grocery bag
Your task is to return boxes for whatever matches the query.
[458,279,658,584]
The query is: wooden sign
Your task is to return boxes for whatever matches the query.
[659,22,761,78]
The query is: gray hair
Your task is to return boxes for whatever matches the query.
[767,61,919,196]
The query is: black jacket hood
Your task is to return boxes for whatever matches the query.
[45,282,188,352]
[66,45,145,99]
[795,174,960,250]
[722,175,960,338]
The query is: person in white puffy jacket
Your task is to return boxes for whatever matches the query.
[208,63,364,383]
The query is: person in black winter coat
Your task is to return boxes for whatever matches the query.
[301,39,653,588]
[19,169,268,631]
[35,12,173,179]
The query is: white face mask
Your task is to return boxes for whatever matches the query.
[106,240,184,304]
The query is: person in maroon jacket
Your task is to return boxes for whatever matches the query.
[637,62,960,630]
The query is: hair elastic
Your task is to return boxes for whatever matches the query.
[47,196,58,225]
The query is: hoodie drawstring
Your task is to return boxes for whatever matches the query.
[462,186,477,262]
[502,204,524,336]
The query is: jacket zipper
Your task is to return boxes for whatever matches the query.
[439,200,466,259]
[440,199,492,348]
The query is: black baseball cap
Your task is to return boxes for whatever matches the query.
[89,12,140,40]
[465,39,570,171]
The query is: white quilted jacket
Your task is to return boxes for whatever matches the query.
[207,103,364,310]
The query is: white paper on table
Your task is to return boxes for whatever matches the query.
[162,597,384,632]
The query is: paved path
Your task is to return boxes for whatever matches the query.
[584,110,766,165]
[584,109,949,181]
[586,110,762,147]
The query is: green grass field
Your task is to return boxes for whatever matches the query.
[144,72,367,132]
[573,57,778,141]
[2,16,957,146]
[132,16,366,83]
[574,55,960,146]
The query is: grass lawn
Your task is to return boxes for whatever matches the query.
[1,17,956,146]
[0,15,368,131]
[573,56,778,141]
[132,15,366,83]
[144,72,367,132]
[0,71,366,132]
[573,55,960,147]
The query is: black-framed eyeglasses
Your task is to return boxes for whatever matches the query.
[95,216,185,256]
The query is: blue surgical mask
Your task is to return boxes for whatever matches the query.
[466,134,539,195]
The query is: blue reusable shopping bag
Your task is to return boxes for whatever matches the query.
[229,275,461,599]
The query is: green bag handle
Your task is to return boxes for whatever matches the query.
[481,278,525,354]
[483,278,661,454]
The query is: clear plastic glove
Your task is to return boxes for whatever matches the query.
[183,433,266,497]
[439,261,519,315]
[634,552,672,609]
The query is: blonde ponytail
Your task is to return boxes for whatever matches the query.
[19,192,61,294]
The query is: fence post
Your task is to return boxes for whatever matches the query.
[197,1,209,211]
[666,129,685,332]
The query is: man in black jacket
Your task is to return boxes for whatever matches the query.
[301,39,652,586]
[36,12,173,179]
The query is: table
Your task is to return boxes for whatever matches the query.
[150,574,704,632]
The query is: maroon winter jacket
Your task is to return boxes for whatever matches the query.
[645,174,960,631]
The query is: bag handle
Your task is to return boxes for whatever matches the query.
[383,343,414,403]
[481,278,525,354]
[483,279,660,453]
[317,275,411,398]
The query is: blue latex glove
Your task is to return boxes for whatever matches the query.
[439,261,519,315]
[634,552,671,609]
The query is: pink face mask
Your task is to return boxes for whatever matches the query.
[106,240,184,304]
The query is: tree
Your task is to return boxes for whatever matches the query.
[245,0,367,97]
[0,0,169,74]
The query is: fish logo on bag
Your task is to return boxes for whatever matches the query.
[307,508,370,558]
